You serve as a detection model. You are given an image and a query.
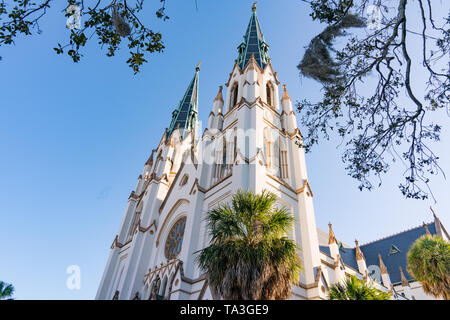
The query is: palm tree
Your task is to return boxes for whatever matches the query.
[328,275,391,300]
[196,189,302,300]
[0,281,15,300]
[407,234,450,300]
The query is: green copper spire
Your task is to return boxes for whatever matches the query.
[166,63,200,140]
[237,3,269,70]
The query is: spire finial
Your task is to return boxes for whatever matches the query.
[282,84,291,101]
[328,222,337,245]
[252,2,257,12]
[378,254,388,274]
[196,61,201,71]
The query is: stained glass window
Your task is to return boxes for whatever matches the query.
[164,217,187,260]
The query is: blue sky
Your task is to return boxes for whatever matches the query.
[0,0,448,299]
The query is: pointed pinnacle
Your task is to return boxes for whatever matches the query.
[328,222,337,245]
[399,267,409,287]
[423,222,431,237]
[355,239,365,261]
[282,84,291,101]
[214,86,224,102]
[378,254,388,274]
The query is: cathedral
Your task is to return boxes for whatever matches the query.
[96,4,448,300]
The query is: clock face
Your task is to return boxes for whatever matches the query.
[164,217,187,260]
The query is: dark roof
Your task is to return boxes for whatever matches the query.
[319,222,437,285]
[320,245,358,270]
[166,67,199,140]
[237,6,269,70]
[360,222,436,285]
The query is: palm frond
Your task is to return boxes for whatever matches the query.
[407,235,450,300]
[196,189,302,300]
[328,275,390,300]
[0,281,15,300]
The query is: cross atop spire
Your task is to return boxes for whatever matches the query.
[237,4,269,70]
[166,65,200,140]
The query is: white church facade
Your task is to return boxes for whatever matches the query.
[96,5,448,300]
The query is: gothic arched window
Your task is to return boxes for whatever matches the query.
[273,137,280,177]
[233,134,237,161]
[153,150,163,175]
[160,276,168,298]
[164,216,187,260]
[128,201,143,238]
[266,82,273,107]
[231,83,238,110]
[221,137,227,175]
[263,128,272,168]
[280,139,289,180]
[149,276,161,300]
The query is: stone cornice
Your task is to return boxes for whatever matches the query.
[110,235,132,249]
[295,179,314,197]
[267,173,295,194]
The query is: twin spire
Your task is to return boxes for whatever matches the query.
[166,4,269,140]
[166,64,200,140]
[237,2,269,70]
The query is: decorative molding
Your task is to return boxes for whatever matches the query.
[128,191,139,201]
[266,181,297,202]
[296,266,325,290]
[144,258,180,286]
[266,173,296,195]
[110,235,132,249]
[197,279,209,300]
[321,259,336,270]
[189,178,199,195]
[295,179,314,197]
[135,218,158,235]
